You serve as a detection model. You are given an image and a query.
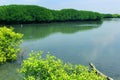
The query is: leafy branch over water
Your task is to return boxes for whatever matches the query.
[0,27,23,63]
[19,51,106,80]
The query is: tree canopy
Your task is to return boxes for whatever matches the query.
[0,5,103,24]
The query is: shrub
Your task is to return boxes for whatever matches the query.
[0,27,23,63]
[19,51,105,80]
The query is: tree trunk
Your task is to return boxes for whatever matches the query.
[89,63,113,80]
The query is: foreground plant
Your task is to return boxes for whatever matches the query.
[0,27,23,63]
[19,51,105,80]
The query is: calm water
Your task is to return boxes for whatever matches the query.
[0,18,120,80]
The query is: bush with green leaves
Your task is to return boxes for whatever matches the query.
[0,27,23,63]
[19,51,105,80]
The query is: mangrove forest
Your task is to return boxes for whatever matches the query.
[0,4,119,80]
[0,5,103,24]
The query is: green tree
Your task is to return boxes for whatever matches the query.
[0,5,103,24]
[0,27,23,63]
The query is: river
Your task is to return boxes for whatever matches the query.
[0,18,120,80]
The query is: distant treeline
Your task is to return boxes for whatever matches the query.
[103,14,120,18]
[0,5,103,24]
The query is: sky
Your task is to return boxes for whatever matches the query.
[0,0,120,14]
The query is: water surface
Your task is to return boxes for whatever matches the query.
[1,19,120,80]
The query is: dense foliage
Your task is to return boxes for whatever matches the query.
[0,27,23,63]
[19,51,105,80]
[103,14,120,18]
[0,5,103,24]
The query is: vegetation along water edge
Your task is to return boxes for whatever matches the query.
[0,5,105,24]
[0,27,114,79]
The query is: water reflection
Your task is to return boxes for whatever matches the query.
[0,63,22,80]
[13,21,102,40]
[14,21,103,64]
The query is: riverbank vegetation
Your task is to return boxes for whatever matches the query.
[19,51,105,80]
[0,5,103,24]
[103,14,120,18]
[0,4,116,79]
[0,27,23,63]
[0,27,110,79]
